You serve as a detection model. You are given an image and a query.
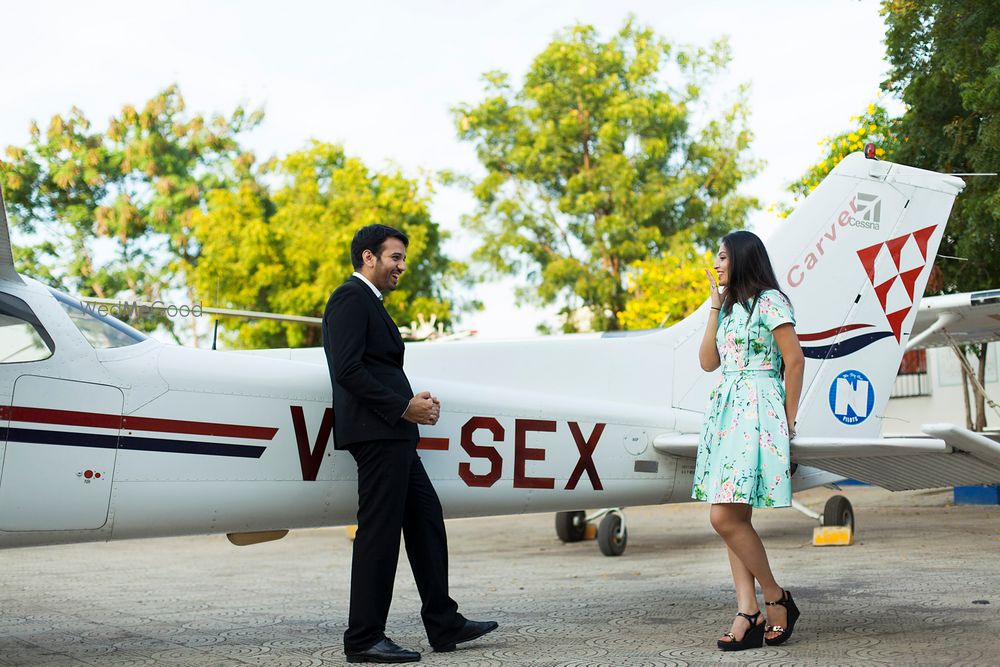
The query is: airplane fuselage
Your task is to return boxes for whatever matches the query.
[3,152,980,551]
[0,277,700,549]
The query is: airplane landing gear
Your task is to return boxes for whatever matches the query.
[791,494,855,529]
[821,494,855,531]
[554,508,628,556]
[597,510,627,557]
[554,510,587,542]
[793,494,856,546]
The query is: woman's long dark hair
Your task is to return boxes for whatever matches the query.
[719,230,788,317]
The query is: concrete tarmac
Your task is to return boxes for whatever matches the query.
[0,486,998,666]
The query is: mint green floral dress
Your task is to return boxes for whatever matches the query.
[692,289,795,508]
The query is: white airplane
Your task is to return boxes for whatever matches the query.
[1,152,998,560]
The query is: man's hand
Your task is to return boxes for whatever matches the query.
[403,391,440,425]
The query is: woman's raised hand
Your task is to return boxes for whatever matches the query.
[705,268,722,309]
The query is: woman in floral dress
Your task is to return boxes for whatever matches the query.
[693,231,805,651]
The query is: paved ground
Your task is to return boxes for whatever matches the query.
[0,486,998,666]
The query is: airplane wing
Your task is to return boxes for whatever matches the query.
[907,289,1000,349]
[653,424,1000,491]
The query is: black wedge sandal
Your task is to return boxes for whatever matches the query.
[764,589,801,646]
[717,610,765,651]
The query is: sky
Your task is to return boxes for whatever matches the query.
[1,0,893,338]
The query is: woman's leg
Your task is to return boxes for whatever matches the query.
[710,503,786,639]
[721,545,761,641]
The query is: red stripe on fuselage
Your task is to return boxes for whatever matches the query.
[124,414,278,440]
[417,437,449,451]
[8,406,278,440]
[12,406,120,429]
[797,323,873,342]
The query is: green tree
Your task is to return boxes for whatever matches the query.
[778,102,899,215]
[882,0,1000,430]
[191,141,463,349]
[0,86,261,340]
[619,244,712,330]
[453,19,758,332]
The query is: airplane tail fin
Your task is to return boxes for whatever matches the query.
[0,184,23,284]
[672,152,964,438]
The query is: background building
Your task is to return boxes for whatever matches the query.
[885,344,998,435]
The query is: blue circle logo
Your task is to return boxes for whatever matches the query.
[828,370,875,425]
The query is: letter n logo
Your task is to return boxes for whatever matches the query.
[828,370,875,426]
[290,406,333,481]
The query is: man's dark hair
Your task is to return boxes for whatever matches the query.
[350,224,409,269]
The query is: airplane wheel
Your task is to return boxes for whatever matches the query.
[597,513,627,557]
[822,495,854,530]
[555,510,587,543]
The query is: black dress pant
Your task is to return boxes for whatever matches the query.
[344,438,464,652]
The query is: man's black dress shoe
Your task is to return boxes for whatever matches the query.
[432,619,499,652]
[345,637,420,663]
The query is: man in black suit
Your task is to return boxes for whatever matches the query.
[323,224,498,663]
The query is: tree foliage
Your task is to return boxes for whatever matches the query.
[453,19,758,331]
[1,89,462,348]
[780,102,899,214]
[797,3,1000,430]
[882,0,999,297]
[882,0,1000,429]
[618,245,712,330]
[0,86,260,338]
[191,142,463,349]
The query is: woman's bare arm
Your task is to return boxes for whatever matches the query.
[772,323,804,435]
[699,268,723,372]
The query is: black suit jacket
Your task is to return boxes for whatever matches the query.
[322,276,419,449]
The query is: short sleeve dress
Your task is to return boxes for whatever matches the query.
[692,289,795,508]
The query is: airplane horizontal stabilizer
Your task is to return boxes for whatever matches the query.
[652,432,949,461]
[651,434,847,493]
[654,426,1000,492]
[792,424,1000,491]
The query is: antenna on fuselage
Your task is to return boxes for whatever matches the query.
[0,183,25,284]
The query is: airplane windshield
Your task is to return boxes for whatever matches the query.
[0,292,55,363]
[48,289,148,349]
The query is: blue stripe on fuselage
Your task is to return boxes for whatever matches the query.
[5,428,265,458]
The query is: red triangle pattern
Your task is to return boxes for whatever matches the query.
[898,267,923,301]
[885,307,910,342]
[874,276,896,311]
[856,242,883,284]
[911,225,937,260]
[885,235,909,270]
[854,225,939,342]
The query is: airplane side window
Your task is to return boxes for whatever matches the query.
[0,292,55,363]
[48,289,148,349]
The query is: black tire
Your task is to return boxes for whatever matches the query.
[597,513,627,557]
[822,495,854,530]
[555,510,587,543]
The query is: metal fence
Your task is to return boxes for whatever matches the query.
[891,350,930,398]
[891,372,931,398]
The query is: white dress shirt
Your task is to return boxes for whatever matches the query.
[352,271,382,301]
